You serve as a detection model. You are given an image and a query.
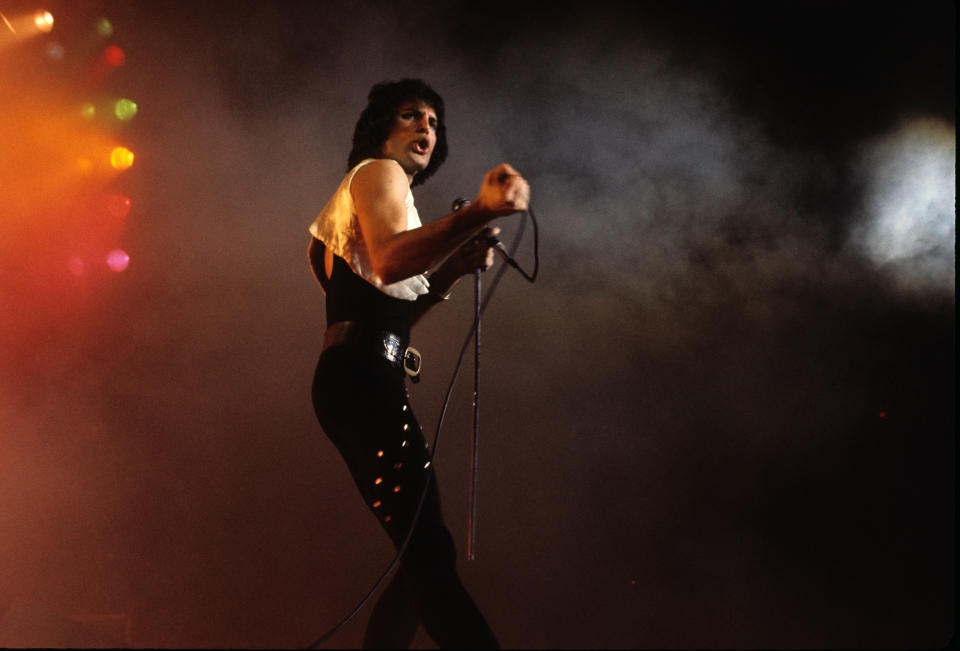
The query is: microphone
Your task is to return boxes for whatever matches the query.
[453,196,517,266]
[480,234,519,270]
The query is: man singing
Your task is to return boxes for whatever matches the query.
[308,79,529,648]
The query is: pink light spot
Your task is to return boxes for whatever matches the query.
[106,249,130,272]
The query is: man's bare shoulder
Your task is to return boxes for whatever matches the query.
[352,158,406,194]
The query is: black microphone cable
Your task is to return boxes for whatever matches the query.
[306,205,538,649]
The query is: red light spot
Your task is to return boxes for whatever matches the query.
[879,411,886,419]
[105,45,125,66]
[106,249,129,272]
[106,194,131,219]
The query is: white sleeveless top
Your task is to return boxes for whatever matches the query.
[308,158,430,301]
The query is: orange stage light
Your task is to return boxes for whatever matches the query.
[34,10,53,32]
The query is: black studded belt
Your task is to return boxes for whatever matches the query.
[322,320,422,382]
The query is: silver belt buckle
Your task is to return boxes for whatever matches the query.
[403,346,422,378]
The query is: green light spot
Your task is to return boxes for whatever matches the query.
[96,18,113,38]
[81,103,96,120]
[114,98,138,121]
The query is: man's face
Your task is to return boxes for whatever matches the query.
[378,99,438,181]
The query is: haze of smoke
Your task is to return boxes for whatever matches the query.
[850,117,956,294]
[2,2,952,647]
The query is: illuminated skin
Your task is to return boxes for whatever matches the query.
[378,101,438,184]
[349,99,530,293]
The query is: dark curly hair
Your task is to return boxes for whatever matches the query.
[347,79,448,187]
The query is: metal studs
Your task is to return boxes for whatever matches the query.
[401,440,408,448]
[402,423,409,431]
[402,405,408,412]
[423,461,431,469]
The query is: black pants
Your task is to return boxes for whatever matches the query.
[312,344,499,649]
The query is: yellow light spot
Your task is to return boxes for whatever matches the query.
[402,424,409,431]
[110,146,134,170]
[393,485,401,493]
[374,477,382,485]
[423,461,431,469]
[34,11,53,32]
[376,450,384,458]
[401,440,408,447]
[372,500,381,508]
[402,405,407,412]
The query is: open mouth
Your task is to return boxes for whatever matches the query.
[413,137,430,154]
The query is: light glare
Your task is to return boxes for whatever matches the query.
[106,194,131,218]
[104,45,125,66]
[44,41,64,60]
[106,249,130,272]
[96,18,113,38]
[853,118,955,291]
[34,11,53,32]
[114,98,138,121]
[110,146,134,170]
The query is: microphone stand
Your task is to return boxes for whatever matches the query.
[467,266,481,561]
[452,197,482,561]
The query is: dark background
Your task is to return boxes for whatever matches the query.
[0,1,955,648]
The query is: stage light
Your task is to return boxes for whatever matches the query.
[854,118,955,291]
[96,18,113,38]
[81,103,96,120]
[106,194,131,218]
[34,11,53,32]
[110,146,134,170]
[106,249,130,272]
[68,256,85,276]
[44,40,63,59]
[104,45,124,66]
[114,98,137,121]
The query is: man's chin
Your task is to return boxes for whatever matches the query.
[404,156,430,175]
